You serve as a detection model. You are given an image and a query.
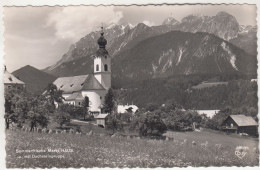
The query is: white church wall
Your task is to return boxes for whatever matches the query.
[81,90,107,112]
[94,56,111,90]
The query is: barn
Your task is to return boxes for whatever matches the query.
[96,114,108,127]
[221,115,258,136]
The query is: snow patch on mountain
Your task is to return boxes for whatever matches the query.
[221,42,238,70]
[177,47,184,65]
[152,63,158,73]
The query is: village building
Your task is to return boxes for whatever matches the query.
[196,110,220,119]
[221,115,258,136]
[4,66,25,89]
[96,114,108,127]
[52,28,111,113]
[117,104,139,114]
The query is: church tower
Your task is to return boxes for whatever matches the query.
[93,27,111,90]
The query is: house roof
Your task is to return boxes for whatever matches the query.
[96,114,108,119]
[4,70,25,85]
[53,74,105,93]
[229,115,258,126]
[65,92,84,101]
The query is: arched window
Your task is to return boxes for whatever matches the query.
[96,64,99,71]
[104,64,108,71]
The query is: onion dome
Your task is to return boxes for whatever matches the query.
[97,27,107,48]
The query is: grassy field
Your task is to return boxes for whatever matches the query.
[191,82,228,89]
[5,128,259,168]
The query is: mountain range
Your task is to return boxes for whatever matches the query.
[42,11,257,87]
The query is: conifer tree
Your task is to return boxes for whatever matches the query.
[103,88,115,114]
[82,96,89,120]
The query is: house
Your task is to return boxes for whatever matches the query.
[221,115,258,136]
[117,104,139,114]
[96,114,108,127]
[52,27,111,113]
[4,66,25,89]
[196,110,220,119]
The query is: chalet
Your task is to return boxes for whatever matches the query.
[221,115,258,136]
[4,66,25,89]
[96,114,108,127]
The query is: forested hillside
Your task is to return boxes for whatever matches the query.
[115,74,257,110]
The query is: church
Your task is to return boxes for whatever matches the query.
[52,28,111,113]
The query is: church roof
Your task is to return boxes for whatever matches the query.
[66,92,84,101]
[82,74,105,90]
[95,27,109,57]
[4,70,25,85]
[96,48,108,57]
[53,74,105,93]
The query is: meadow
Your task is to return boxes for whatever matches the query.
[5,128,259,168]
[191,81,228,89]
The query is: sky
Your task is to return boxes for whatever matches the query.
[4,4,257,72]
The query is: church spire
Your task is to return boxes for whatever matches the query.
[97,26,107,49]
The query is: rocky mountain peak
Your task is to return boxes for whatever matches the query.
[162,17,180,25]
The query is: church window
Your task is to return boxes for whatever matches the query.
[96,64,99,71]
[104,64,108,71]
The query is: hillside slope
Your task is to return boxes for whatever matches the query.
[12,65,57,94]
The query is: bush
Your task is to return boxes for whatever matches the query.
[54,105,71,127]
[106,114,122,133]
[138,111,167,137]
[164,109,203,131]
[145,103,160,112]
[85,114,94,121]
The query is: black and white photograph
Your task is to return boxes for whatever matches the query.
[1,0,259,168]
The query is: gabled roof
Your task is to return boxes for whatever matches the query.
[53,75,88,93]
[4,70,25,85]
[82,74,105,90]
[229,115,258,126]
[53,74,105,93]
[66,92,84,101]
[96,114,108,119]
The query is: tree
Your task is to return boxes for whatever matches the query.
[106,114,121,133]
[103,88,116,114]
[145,103,160,112]
[4,86,51,129]
[82,96,89,120]
[53,104,71,128]
[45,83,64,108]
[138,111,167,137]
